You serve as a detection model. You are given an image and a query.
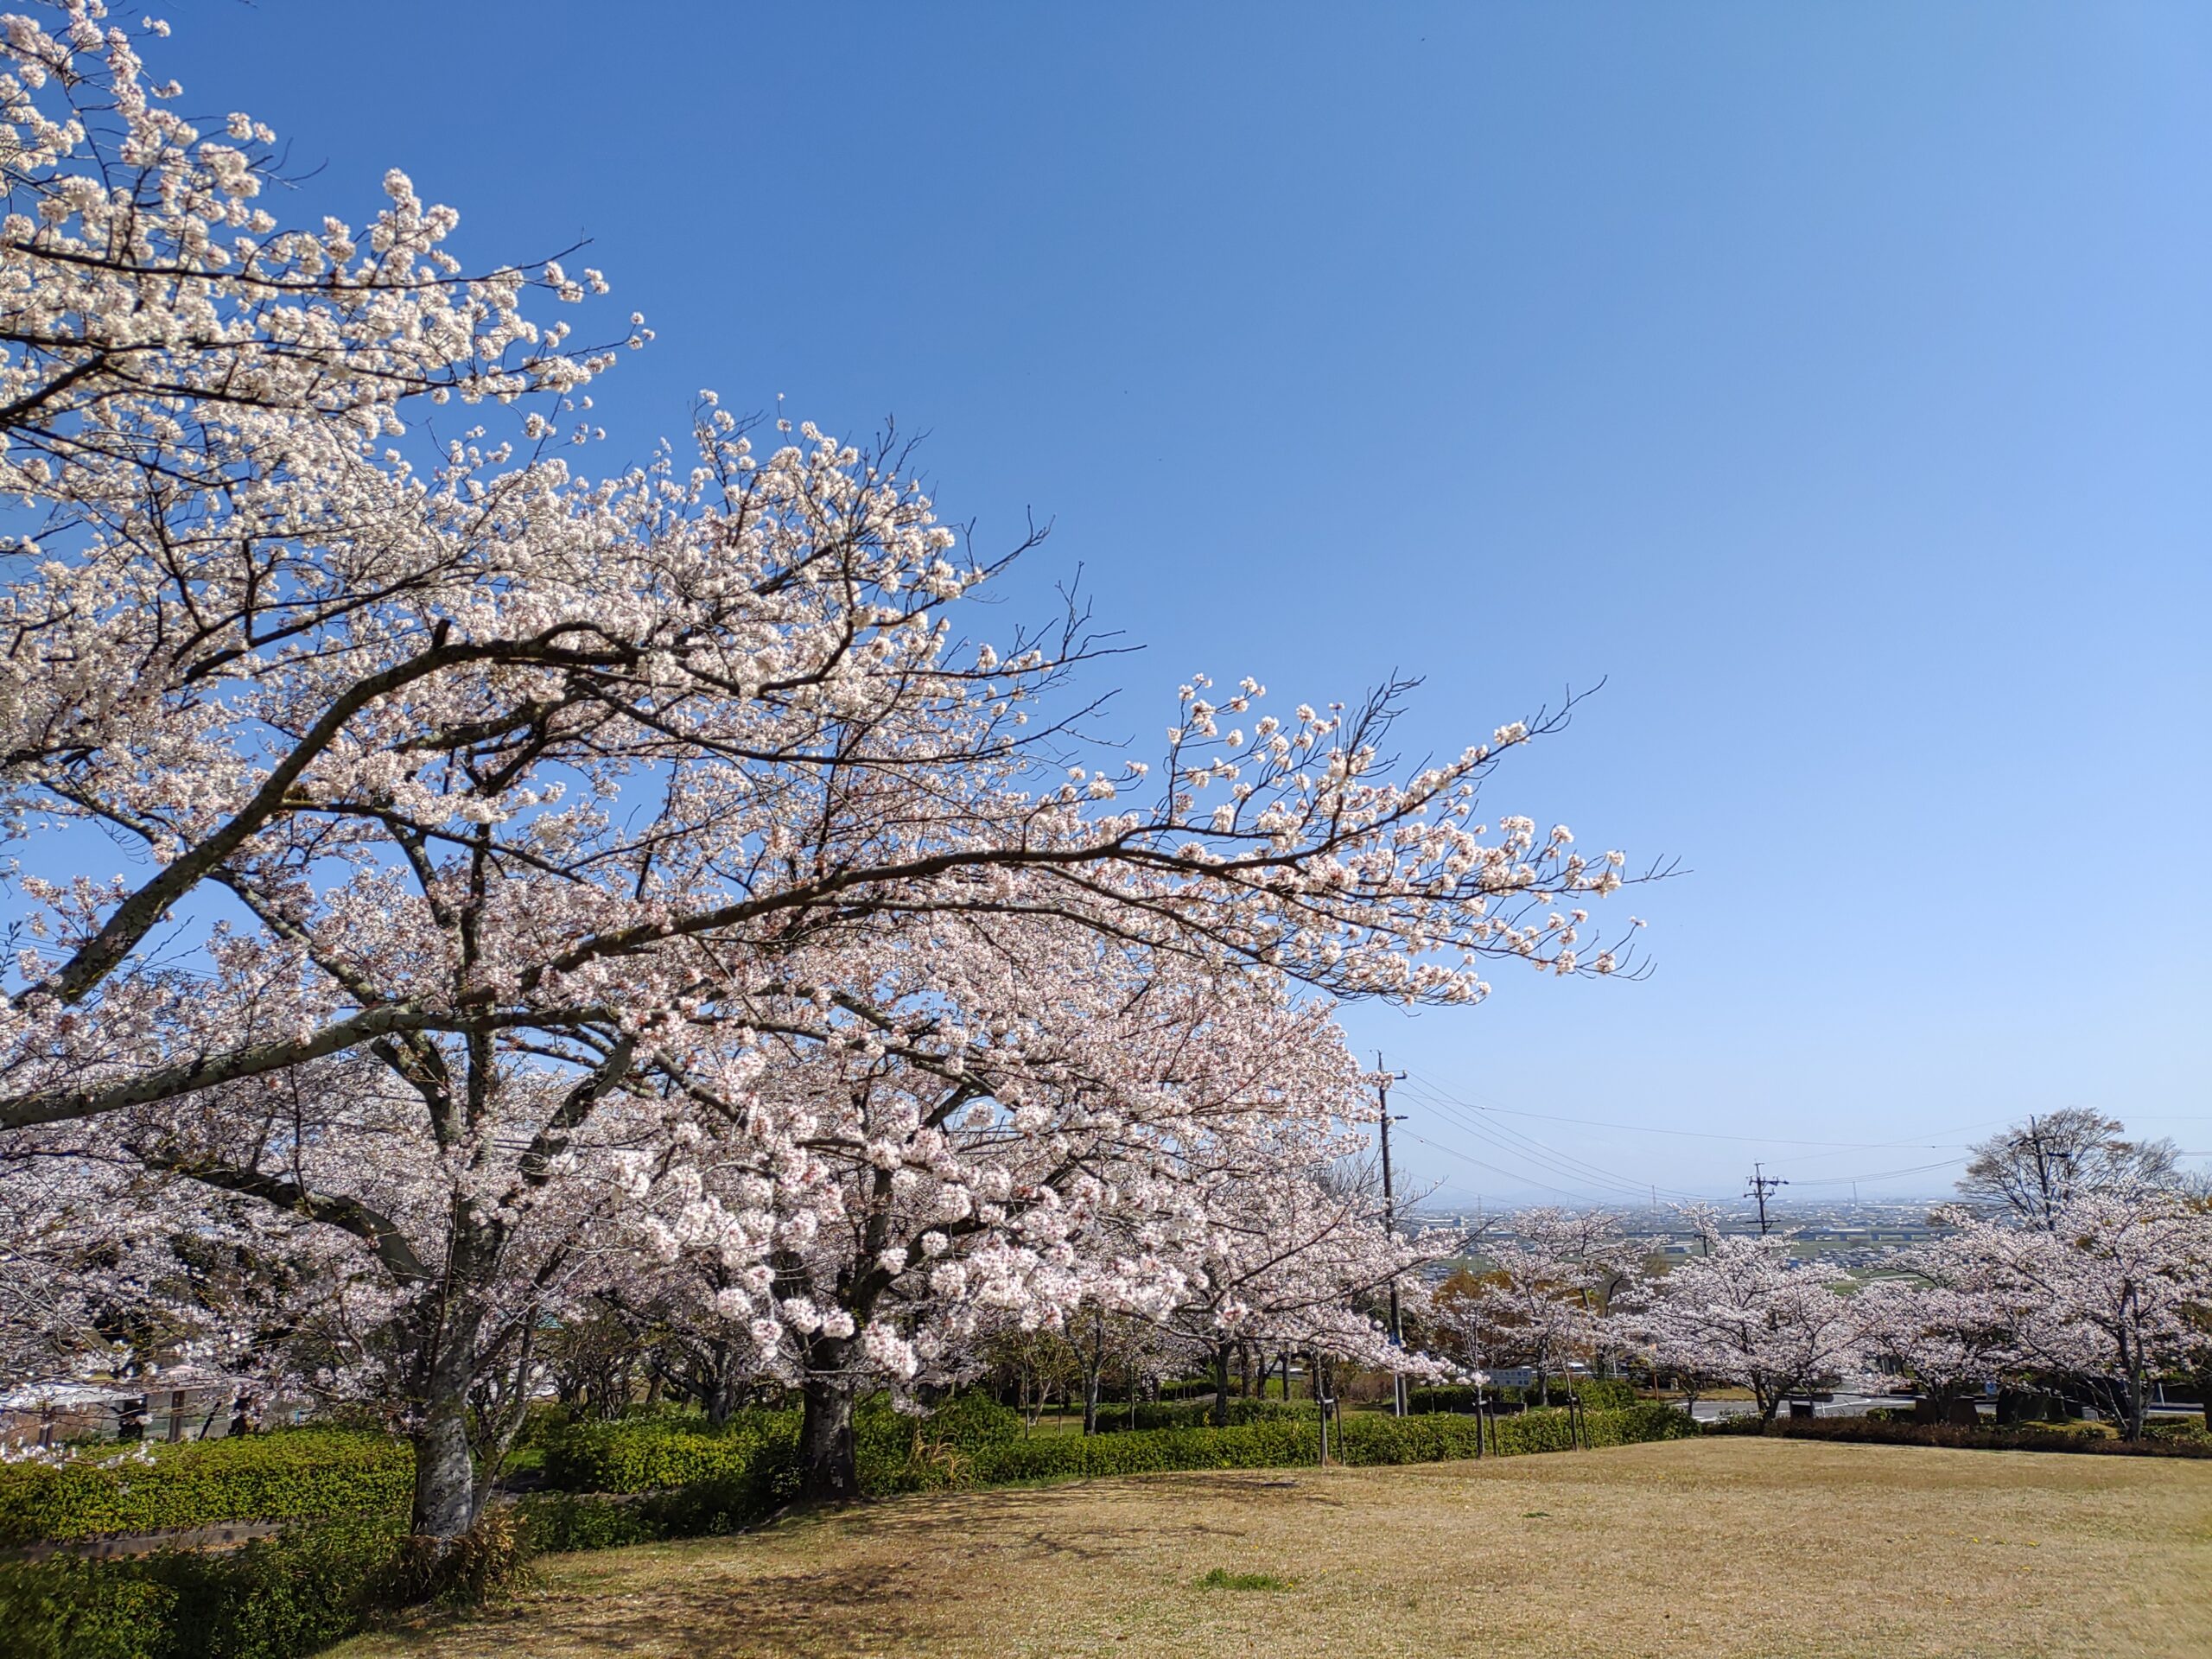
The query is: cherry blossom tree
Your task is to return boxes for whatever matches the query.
[1853,1252,2015,1422]
[1128,1133,1455,1426]
[616,931,1452,1493]
[1626,1224,1863,1421]
[16,1047,681,1531]
[1929,1194,2212,1439]
[1453,1207,1635,1402]
[0,3,1651,1541]
[0,3,628,464]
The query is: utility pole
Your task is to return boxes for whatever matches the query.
[1745,1163,1787,1236]
[1376,1052,1410,1416]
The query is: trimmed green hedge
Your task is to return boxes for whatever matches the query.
[0,1432,411,1548]
[537,1402,1694,1508]
[516,1468,798,1554]
[1704,1414,2212,1458]
[0,1514,403,1659]
[538,1394,1025,1496]
[541,1411,799,1494]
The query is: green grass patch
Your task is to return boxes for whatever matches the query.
[1196,1567,1291,1591]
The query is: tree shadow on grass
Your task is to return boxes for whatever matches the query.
[362,1471,1352,1656]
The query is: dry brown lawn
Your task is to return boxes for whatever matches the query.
[329,1437,2212,1659]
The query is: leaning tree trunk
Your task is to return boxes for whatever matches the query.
[800,1336,859,1502]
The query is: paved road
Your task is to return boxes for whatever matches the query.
[1687,1392,1895,1421]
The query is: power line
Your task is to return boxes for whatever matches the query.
[1402,1079,1725,1202]
[1395,1128,1627,1205]
[1783,1157,1968,1188]
[1389,1071,1986,1206]
[1396,1082,1716,1204]
[1404,1071,2011,1154]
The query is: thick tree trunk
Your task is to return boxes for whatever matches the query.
[408,1306,486,1541]
[800,1342,858,1502]
[1211,1343,1232,1427]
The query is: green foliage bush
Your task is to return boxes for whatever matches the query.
[2145,1416,2211,1444]
[0,1431,411,1547]
[950,1403,1691,1484]
[512,1491,665,1554]
[540,1397,1699,1502]
[909,1390,1024,1452]
[1703,1414,2212,1457]
[539,1410,798,1493]
[0,1514,404,1659]
[538,1391,1022,1497]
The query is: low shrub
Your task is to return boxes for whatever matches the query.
[512,1491,664,1554]
[854,1391,1021,1474]
[1704,1414,2212,1458]
[908,1390,1024,1453]
[539,1410,798,1494]
[949,1403,1691,1484]
[0,1513,404,1659]
[2145,1417,2211,1445]
[530,1399,1692,1528]
[515,1459,805,1551]
[539,1391,1022,1497]
[973,1420,1306,1482]
[377,1505,533,1609]
[0,1431,412,1547]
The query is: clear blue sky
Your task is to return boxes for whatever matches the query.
[152,3,2207,1204]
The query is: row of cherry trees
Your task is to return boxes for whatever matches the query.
[0,3,1627,1541]
[1427,1114,2212,1439]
